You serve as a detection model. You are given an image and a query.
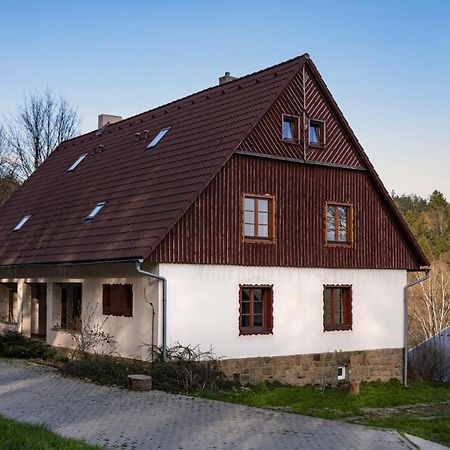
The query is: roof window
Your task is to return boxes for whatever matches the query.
[146,127,170,149]
[13,215,31,231]
[85,202,106,221]
[67,153,88,172]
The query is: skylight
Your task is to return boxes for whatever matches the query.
[146,127,170,149]
[67,153,88,172]
[13,215,31,231]
[85,202,106,221]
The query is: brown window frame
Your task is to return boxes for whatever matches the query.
[239,284,273,335]
[325,201,354,247]
[323,285,352,331]
[282,114,300,144]
[242,194,276,243]
[102,284,133,317]
[308,118,325,147]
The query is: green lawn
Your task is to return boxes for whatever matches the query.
[201,379,450,446]
[0,415,99,450]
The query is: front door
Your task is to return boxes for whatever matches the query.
[30,284,47,338]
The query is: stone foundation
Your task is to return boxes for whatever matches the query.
[220,348,403,385]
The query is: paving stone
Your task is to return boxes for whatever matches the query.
[0,359,416,450]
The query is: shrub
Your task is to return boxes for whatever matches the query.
[63,343,230,393]
[0,331,58,360]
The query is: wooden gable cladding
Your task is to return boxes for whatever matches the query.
[238,64,364,168]
[149,153,420,270]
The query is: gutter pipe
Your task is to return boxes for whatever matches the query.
[403,267,430,387]
[135,259,168,362]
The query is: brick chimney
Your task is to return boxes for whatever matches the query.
[98,114,122,129]
[219,72,238,85]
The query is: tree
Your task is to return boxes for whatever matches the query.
[4,89,80,180]
[409,260,450,347]
[0,126,19,205]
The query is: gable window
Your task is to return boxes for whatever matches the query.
[239,285,273,335]
[13,215,31,232]
[243,195,275,241]
[103,284,133,317]
[325,203,353,245]
[309,119,325,146]
[146,127,170,149]
[323,285,352,331]
[67,153,88,172]
[282,115,299,142]
[85,201,106,221]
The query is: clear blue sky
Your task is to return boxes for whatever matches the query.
[1,0,449,198]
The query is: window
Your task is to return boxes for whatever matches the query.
[60,285,82,331]
[103,284,133,317]
[67,153,88,172]
[323,285,352,331]
[85,201,106,221]
[282,115,299,142]
[0,283,17,323]
[325,203,353,245]
[239,285,273,335]
[309,119,325,146]
[243,195,275,241]
[146,127,170,149]
[13,215,31,231]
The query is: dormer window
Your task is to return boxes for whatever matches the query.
[67,153,88,172]
[13,215,31,231]
[146,127,170,149]
[282,115,299,142]
[85,202,106,221]
[309,119,325,146]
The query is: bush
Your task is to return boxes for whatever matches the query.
[63,344,230,393]
[64,356,151,387]
[0,331,58,360]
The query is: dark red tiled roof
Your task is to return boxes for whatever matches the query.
[0,55,307,265]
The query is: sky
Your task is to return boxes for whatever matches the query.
[0,0,449,198]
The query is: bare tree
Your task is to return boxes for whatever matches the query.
[0,126,19,205]
[409,261,450,346]
[4,89,80,180]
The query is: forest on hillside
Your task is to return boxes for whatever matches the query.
[392,191,450,347]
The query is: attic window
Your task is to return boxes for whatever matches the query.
[85,201,106,221]
[309,119,325,146]
[13,215,31,231]
[67,153,88,172]
[282,115,299,142]
[146,127,170,149]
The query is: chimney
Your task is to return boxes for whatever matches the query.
[98,114,122,129]
[219,72,238,85]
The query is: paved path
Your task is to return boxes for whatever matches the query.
[0,359,421,450]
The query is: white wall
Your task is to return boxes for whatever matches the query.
[160,264,407,359]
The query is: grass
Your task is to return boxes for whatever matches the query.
[201,379,450,446]
[0,415,99,449]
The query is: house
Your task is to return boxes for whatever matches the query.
[409,326,450,382]
[0,54,429,385]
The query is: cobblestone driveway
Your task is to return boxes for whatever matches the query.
[0,359,416,450]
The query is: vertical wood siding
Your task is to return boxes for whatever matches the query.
[238,66,364,168]
[149,154,418,270]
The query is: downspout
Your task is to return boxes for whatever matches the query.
[403,267,430,387]
[136,259,168,362]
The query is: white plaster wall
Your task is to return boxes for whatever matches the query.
[160,264,407,359]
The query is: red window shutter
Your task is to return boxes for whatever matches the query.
[264,288,273,331]
[344,288,353,328]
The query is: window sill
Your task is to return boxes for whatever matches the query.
[282,138,301,145]
[239,329,273,336]
[325,241,353,248]
[309,142,325,148]
[323,326,352,332]
[243,238,275,245]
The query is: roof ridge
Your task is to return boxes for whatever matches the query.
[61,53,310,147]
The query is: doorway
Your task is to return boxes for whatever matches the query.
[30,283,47,338]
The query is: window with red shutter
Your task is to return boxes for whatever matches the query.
[323,285,352,331]
[102,284,133,317]
[239,285,273,335]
